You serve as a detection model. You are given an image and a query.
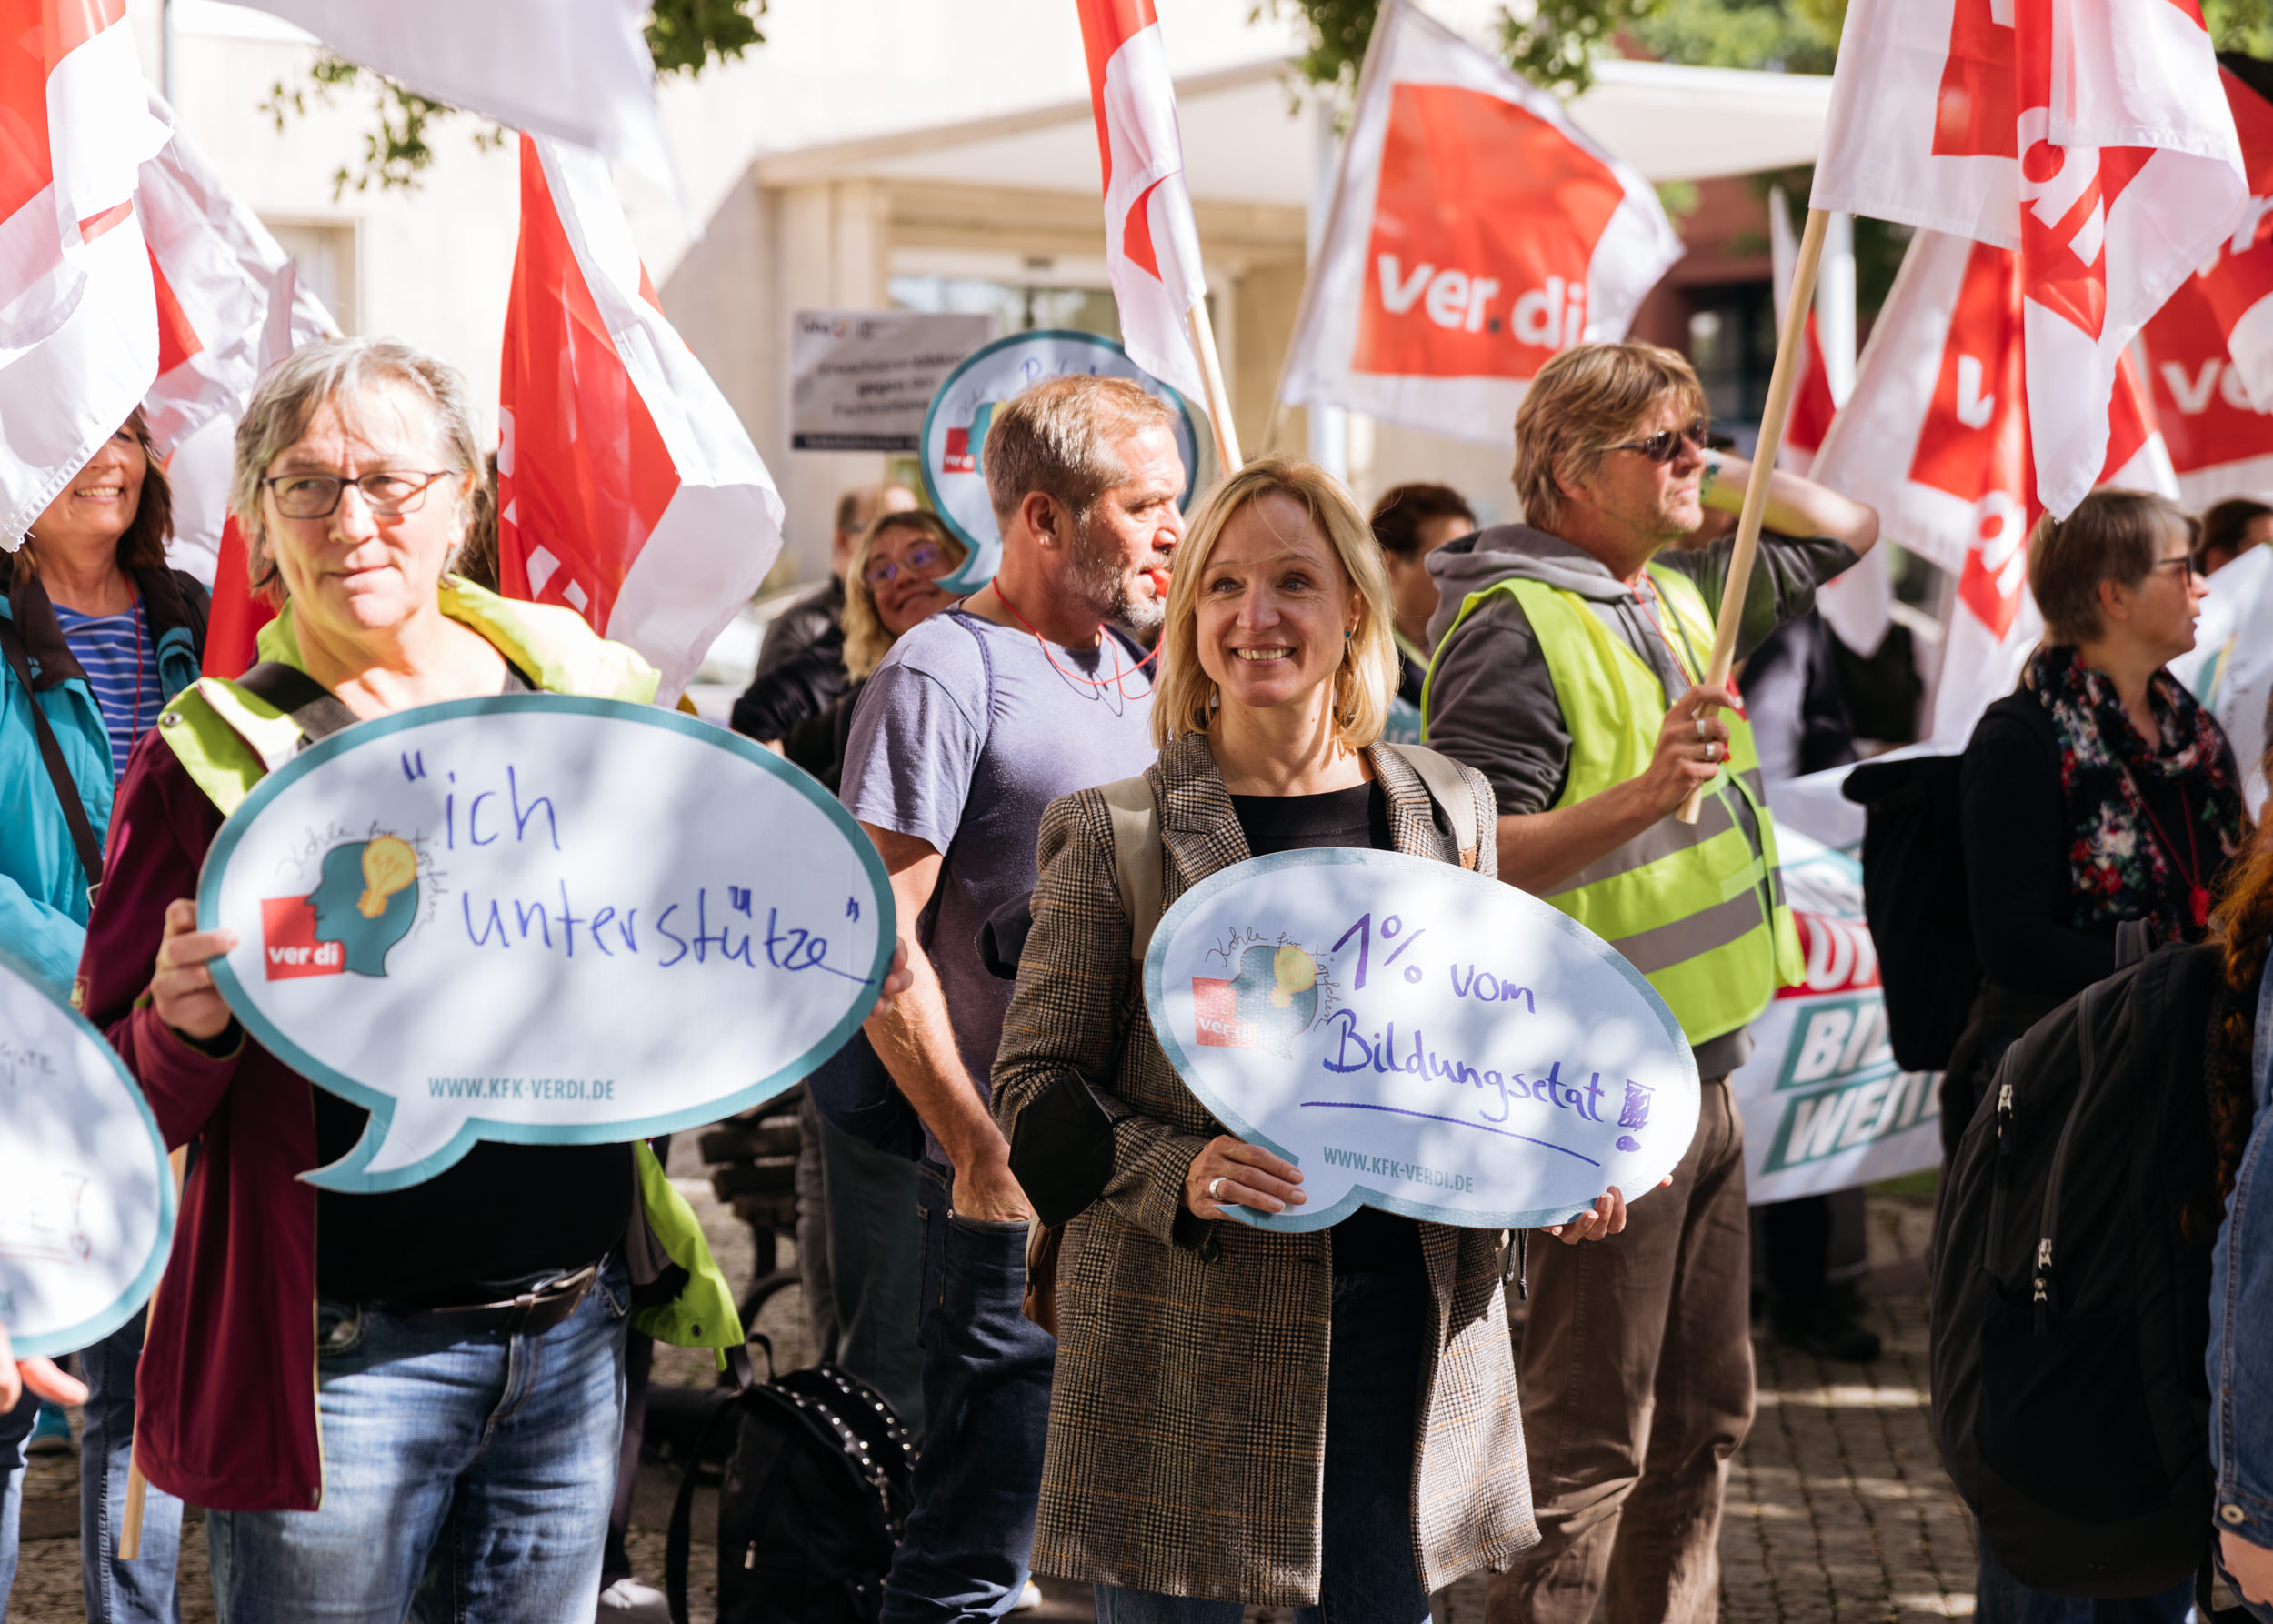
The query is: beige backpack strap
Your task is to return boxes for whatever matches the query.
[1096,774,1164,964]
[1385,742,1487,871]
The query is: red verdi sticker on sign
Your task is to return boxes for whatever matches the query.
[1354,83,1626,382]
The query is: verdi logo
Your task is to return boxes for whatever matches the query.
[263,835,422,981]
[1192,942,1321,1058]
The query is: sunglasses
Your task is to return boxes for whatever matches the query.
[1606,420,1710,465]
[865,542,949,587]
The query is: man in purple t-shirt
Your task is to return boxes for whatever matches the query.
[838,374,1185,1621]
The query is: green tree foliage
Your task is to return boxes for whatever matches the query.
[262,0,766,200]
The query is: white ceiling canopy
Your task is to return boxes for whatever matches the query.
[757,55,1832,202]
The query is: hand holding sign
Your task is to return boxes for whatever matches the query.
[196,696,896,1192]
[0,951,177,1360]
[1146,848,1697,1233]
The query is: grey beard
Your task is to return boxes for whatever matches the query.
[1066,514,1166,639]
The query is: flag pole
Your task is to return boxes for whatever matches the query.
[118,1147,185,1560]
[1187,296,1244,474]
[1675,206,1830,825]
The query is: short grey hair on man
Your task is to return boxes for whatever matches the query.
[981,374,1180,529]
[230,336,485,604]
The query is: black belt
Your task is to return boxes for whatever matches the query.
[383,1263,600,1337]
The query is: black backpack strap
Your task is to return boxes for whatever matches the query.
[666,1389,746,1624]
[235,661,360,746]
[0,612,105,902]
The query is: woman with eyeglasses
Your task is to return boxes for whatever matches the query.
[782,509,966,792]
[72,338,903,1621]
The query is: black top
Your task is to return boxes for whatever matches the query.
[1228,779,1421,1275]
[1958,691,2201,998]
[732,578,851,744]
[312,659,631,1304]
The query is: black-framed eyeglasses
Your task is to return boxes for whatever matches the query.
[1606,419,1709,465]
[864,542,950,587]
[2151,556,2203,582]
[261,469,449,520]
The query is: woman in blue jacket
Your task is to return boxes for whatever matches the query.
[2213,827,2273,1619]
[0,413,205,1624]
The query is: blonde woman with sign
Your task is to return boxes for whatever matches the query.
[991,456,1628,1621]
[77,338,908,1623]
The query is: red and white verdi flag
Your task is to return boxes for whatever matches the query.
[1075,0,1209,409]
[498,135,785,705]
[1810,230,2175,747]
[1278,0,1681,449]
[1810,0,2243,518]
[2135,65,2273,507]
[1,0,170,543]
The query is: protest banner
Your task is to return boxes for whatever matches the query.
[1808,0,2244,519]
[1730,828,1940,1204]
[1277,0,1681,451]
[195,697,895,1193]
[2138,270,2273,509]
[790,310,993,452]
[1143,848,1698,1232]
[0,951,176,1360]
[498,135,786,705]
[0,0,171,545]
[1075,0,1238,470]
[919,328,1200,594]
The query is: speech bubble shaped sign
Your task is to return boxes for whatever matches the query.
[1145,849,1699,1231]
[919,329,1201,593]
[0,950,176,1359]
[198,696,895,1193]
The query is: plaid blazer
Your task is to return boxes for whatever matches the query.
[991,733,1538,1606]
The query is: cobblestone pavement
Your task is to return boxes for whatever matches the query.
[6,1157,1970,1624]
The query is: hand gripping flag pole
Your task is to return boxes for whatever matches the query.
[1674,207,1828,826]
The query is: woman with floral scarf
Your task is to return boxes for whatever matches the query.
[1953,486,2251,1623]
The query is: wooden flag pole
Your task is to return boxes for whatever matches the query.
[1187,296,1245,475]
[1675,206,1830,825]
[118,1146,185,1560]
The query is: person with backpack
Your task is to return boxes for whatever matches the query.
[991,456,1626,1621]
[1419,341,1877,1624]
[836,374,1182,1621]
[1,411,208,1624]
[73,339,794,1622]
[2208,826,2273,1618]
[1947,491,2248,1619]
[1949,490,2247,1165]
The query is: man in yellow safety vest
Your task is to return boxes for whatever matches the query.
[1421,342,1879,1624]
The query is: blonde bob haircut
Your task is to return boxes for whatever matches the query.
[841,509,966,680]
[1151,455,1398,752]
[1513,340,1707,534]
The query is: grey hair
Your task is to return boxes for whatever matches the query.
[981,374,1179,529]
[230,336,484,604]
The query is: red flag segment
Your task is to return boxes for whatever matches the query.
[497,135,784,704]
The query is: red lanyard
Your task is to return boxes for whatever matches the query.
[987,585,1158,700]
[1633,574,1708,689]
[2120,766,2208,928]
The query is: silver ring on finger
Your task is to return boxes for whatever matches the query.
[1704,740,1720,764]
[1208,1176,1227,1202]
[1694,716,1707,738]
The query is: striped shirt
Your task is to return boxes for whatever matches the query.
[54,601,162,781]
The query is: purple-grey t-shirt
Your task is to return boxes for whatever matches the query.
[838,608,1157,1168]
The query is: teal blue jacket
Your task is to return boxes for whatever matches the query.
[0,565,207,994]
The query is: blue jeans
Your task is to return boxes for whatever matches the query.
[81,1308,183,1624]
[205,1258,629,1624]
[1973,1545,2193,1624]
[880,1161,1055,1623]
[1094,1266,1432,1623]
[0,1387,35,1623]
[821,1116,926,1435]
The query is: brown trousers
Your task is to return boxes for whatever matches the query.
[1489,1078,1756,1624]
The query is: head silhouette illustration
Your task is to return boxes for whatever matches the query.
[1229,942,1318,1057]
[306,836,420,977]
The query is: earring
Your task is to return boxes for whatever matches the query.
[1345,627,1355,641]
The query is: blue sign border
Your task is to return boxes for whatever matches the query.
[1141,847,1696,1233]
[0,945,180,1359]
[918,328,1202,595]
[195,694,897,1193]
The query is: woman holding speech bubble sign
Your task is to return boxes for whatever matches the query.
[991,457,1629,1621]
[76,338,909,1624]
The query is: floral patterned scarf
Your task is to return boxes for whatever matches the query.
[2027,644,2249,943]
